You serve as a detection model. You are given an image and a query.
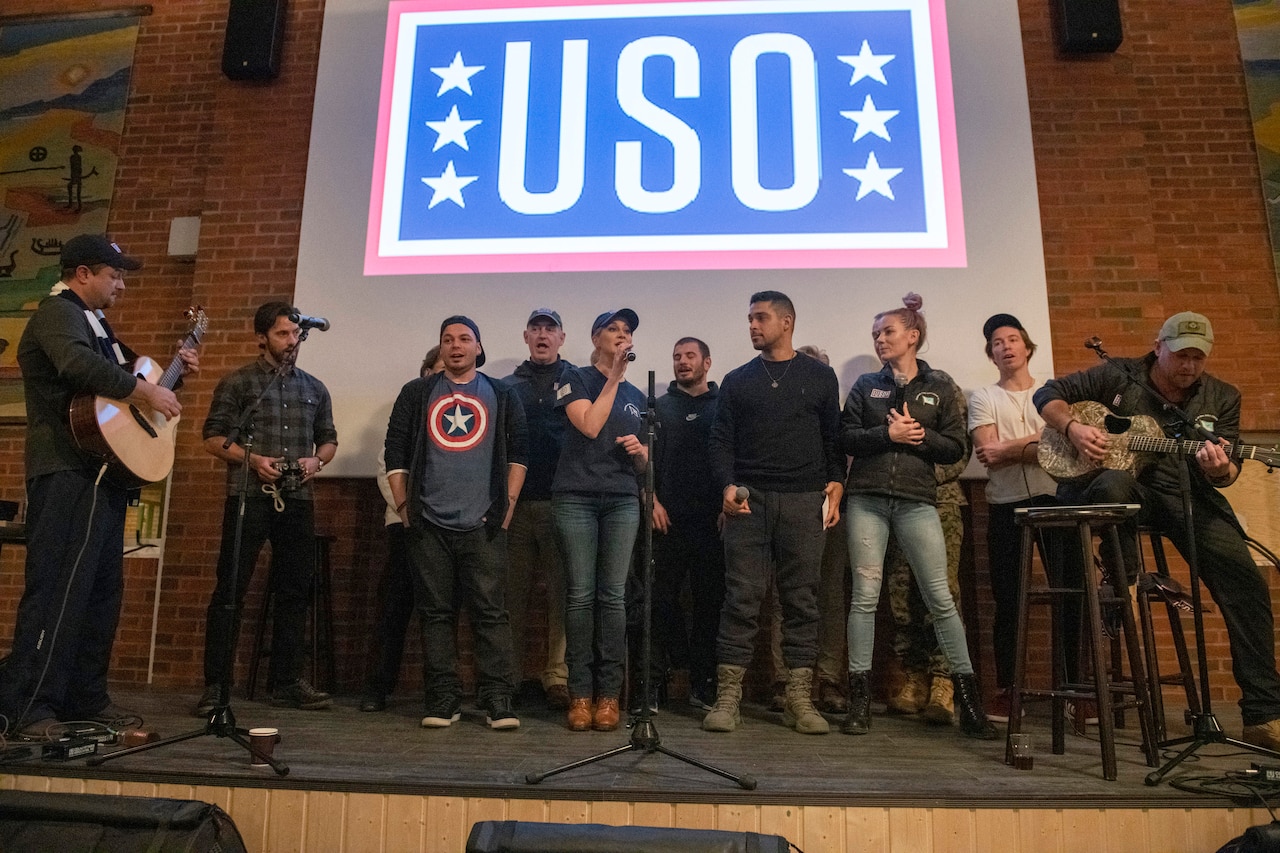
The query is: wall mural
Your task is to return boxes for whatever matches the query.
[1235,0,1280,292]
[0,13,141,421]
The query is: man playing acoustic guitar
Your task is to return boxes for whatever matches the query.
[1034,312,1280,751]
[0,235,198,738]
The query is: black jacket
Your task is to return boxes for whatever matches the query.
[502,358,576,500]
[654,381,720,522]
[840,361,967,506]
[385,371,528,531]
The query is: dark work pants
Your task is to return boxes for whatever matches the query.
[365,522,414,695]
[717,489,825,670]
[1060,470,1280,726]
[652,513,726,685]
[987,495,1083,688]
[407,521,514,705]
[0,470,127,726]
[203,495,316,691]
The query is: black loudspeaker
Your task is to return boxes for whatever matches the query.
[222,0,288,81]
[467,821,791,853]
[1055,0,1123,54]
[0,790,247,852]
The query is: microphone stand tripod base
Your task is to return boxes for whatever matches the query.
[1144,712,1279,786]
[85,704,290,776]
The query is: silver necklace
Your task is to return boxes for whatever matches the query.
[760,356,793,388]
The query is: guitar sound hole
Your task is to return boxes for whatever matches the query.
[1103,414,1131,434]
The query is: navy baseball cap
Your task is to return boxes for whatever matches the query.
[61,234,142,271]
[591,309,639,335]
[527,308,562,327]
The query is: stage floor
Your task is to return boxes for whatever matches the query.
[0,687,1263,809]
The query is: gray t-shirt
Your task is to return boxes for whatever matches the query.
[419,374,497,531]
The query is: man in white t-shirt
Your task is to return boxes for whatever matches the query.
[968,313,1079,723]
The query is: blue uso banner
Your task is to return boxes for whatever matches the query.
[367,0,964,274]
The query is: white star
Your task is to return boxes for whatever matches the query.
[838,40,894,86]
[421,161,478,209]
[843,151,904,201]
[444,404,474,434]
[841,95,899,142]
[426,105,482,152]
[430,51,484,96]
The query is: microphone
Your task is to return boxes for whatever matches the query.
[1084,337,1102,352]
[288,312,331,332]
[625,351,637,362]
[734,486,750,504]
[893,373,909,412]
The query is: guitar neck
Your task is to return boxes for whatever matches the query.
[1126,434,1257,462]
[155,330,200,390]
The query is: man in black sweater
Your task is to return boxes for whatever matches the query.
[705,292,845,735]
[650,337,723,711]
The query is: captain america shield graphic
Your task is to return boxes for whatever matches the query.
[428,391,489,451]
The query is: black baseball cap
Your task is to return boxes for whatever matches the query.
[439,315,485,367]
[982,313,1024,342]
[61,234,142,271]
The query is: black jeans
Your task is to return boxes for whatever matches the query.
[365,522,414,695]
[203,495,315,690]
[1060,470,1280,726]
[0,470,127,725]
[987,495,1083,688]
[652,512,726,685]
[407,521,514,705]
[717,489,825,669]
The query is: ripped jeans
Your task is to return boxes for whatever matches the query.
[844,494,974,675]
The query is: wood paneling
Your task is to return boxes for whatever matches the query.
[0,775,1258,853]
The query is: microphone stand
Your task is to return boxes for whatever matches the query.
[527,370,755,790]
[1075,339,1280,785]
[89,339,311,775]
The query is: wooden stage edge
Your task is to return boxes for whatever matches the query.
[0,686,1274,852]
[0,773,1270,853]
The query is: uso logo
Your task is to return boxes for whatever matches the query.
[367,0,964,274]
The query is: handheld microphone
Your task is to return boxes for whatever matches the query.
[625,351,637,362]
[288,312,331,332]
[734,486,750,503]
[893,373,909,412]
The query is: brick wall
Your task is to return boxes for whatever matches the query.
[0,0,1275,717]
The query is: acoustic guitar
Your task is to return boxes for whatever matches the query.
[1037,400,1280,484]
[69,307,208,488]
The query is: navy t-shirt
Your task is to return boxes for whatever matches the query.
[551,365,644,496]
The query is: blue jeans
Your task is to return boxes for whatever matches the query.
[845,494,974,675]
[553,493,639,699]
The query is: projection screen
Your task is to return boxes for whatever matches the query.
[295,0,1050,475]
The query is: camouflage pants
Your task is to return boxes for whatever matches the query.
[885,501,963,678]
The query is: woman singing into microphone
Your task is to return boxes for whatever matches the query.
[840,293,996,740]
[552,309,646,732]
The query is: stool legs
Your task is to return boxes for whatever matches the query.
[1007,512,1160,781]
[1137,531,1201,742]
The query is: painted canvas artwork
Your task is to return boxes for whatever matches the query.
[0,15,140,420]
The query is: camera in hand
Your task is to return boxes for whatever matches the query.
[276,460,306,492]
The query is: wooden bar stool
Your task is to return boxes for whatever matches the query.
[1006,504,1159,780]
[246,535,337,699]
[1135,526,1201,743]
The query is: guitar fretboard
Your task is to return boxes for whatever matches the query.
[1126,434,1264,462]
[156,318,206,390]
